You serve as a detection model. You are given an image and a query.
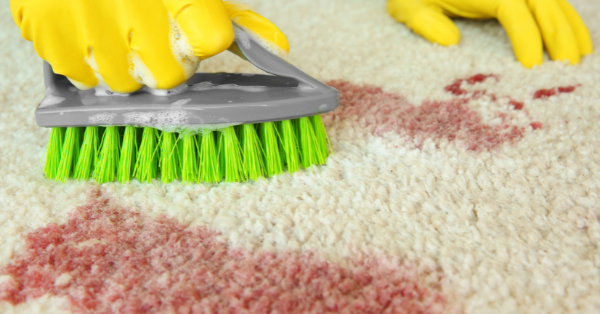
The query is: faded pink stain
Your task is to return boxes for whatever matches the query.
[326,80,524,152]
[533,85,577,99]
[0,191,450,314]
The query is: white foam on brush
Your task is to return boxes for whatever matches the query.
[123,100,192,127]
[121,97,239,135]
[85,49,109,88]
[158,123,240,135]
[169,16,201,80]
[89,113,117,124]
[67,78,93,90]
[234,27,252,50]
[234,23,288,59]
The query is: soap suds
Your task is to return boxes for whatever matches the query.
[123,110,190,127]
[234,27,252,50]
[85,49,108,88]
[157,123,241,135]
[66,78,93,90]
[128,50,158,89]
[89,113,116,124]
[169,15,201,80]
[234,23,288,59]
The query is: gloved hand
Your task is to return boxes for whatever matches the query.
[387,0,593,68]
[10,0,289,93]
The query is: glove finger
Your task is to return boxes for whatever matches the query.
[527,0,580,64]
[387,0,460,46]
[13,1,97,88]
[79,4,141,93]
[38,39,98,89]
[555,0,593,55]
[223,1,289,59]
[92,46,143,93]
[496,0,543,68]
[128,3,196,89]
[163,0,234,59]
[90,39,143,93]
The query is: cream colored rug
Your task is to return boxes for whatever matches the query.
[1,0,600,313]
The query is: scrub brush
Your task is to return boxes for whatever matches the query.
[36,24,339,184]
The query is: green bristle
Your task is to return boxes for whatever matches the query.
[44,127,65,179]
[259,122,283,177]
[159,131,180,183]
[74,127,99,180]
[311,115,331,160]
[178,135,185,160]
[134,127,160,183]
[278,120,300,173]
[198,131,221,183]
[217,130,224,179]
[277,122,286,169]
[45,114,332,184]
[181,133,198,184]
[218,126,245,182]
[55,127,82,182]
[117,126,137,183]
[94,126,121,184]
[235,125,243,142]
[241,124,265,181]
[298,116,327,169]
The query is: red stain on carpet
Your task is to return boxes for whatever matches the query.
[509,100,524,110]
[0,191,449,314]
[444,74,498,96]
[326,79,524,151]
[530,122,543,130]
[533,85,577,99]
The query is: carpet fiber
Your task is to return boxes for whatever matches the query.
[1,0,600,313]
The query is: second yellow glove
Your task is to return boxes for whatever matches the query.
[387,0,593,68]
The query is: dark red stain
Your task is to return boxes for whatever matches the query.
[533,85,577,99]
[444,74,498,96]
[326,79,524,152]
[0,190,450,314]
[509,100,524,110]
[530,122,543,130]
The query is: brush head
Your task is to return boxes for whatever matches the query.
[35,24,339,129]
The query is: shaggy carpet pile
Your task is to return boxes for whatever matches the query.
[1,0,599,313]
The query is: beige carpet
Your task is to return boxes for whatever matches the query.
[1,0,600,313]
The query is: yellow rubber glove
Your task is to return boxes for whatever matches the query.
[10,0,289,93]
[223,1,290,59]
[387,0,593,68]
